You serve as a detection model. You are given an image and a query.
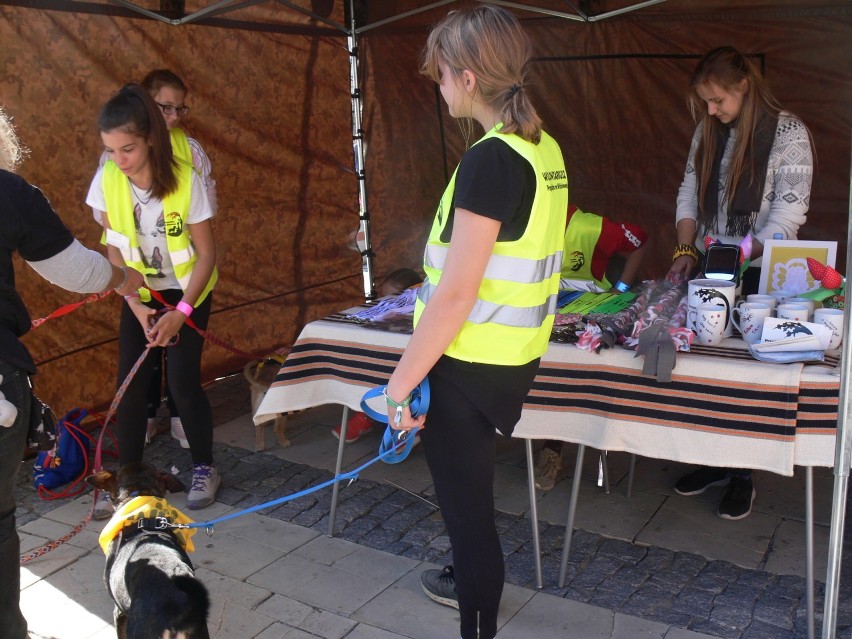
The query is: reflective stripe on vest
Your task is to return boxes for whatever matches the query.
[417,280,558,327]
[424,245,563,290]
[560,208,610,290]
[415,125,568,365]
[102,160,217,304]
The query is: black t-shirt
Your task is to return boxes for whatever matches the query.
[442,137,536,243]
[0,170,75,373]
[434,136,542,436]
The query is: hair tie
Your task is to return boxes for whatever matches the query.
[508,84,522,98]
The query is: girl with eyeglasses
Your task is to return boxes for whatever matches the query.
[85,85,220,518]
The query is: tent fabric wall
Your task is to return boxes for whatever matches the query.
[1,1,850,415]
[362,2,851,283]
[1,4,366,413]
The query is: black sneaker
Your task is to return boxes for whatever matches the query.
[673,467,730,496]
[718,477,756,520]
[421,565,459,609]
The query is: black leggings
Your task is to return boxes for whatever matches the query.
[116,290,213,466]
[421,373,503,639]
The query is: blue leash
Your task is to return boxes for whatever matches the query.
[359,379,429,464]
[184,379,430,530]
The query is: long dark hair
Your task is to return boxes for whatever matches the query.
[688,46,782,227]
[98,84,176,199]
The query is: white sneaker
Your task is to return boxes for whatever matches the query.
[92,491,114,520]
[170,417,189,449]
[186,464,220,510]
[145,417,158,445]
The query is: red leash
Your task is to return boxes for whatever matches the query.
[29,291,113,329]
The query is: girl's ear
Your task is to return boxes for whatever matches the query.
[462,69,476,95]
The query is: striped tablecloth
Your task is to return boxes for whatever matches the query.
[255,314,841,476]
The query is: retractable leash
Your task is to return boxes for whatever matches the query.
[173,379,430,533]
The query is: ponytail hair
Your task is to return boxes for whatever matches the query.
[421,5,542,144]
[98,84,176,199]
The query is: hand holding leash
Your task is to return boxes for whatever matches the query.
[361,379,430,464]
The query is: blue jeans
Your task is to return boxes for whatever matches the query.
[0,360,30,639]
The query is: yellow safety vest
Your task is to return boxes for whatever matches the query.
[102,160,217,304]
[415,125,568,365]
[170,128,193,168]
[560,208,610,291]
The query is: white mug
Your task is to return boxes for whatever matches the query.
[687,279,736,337]
[746,294,778,310]
[784,297,816,321]
[813,308,844,350]
[770,291,791,306]
[693,303,727,346]
[732,302,772,344]
[777,303,809,322]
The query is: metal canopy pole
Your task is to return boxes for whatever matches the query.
[348,0,376,300]
[821,140,852,639]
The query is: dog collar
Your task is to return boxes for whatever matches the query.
[98,495,197,555]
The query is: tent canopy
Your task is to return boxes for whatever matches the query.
[0,0,849,413]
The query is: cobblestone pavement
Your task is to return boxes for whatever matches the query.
[15,374,852,639]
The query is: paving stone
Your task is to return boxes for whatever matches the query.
[709,604,754,632]
[691,571,731,594]
[621,584,672,617]
[750,592,797,630]
[16,389,847,639]
[741,619,796,639]
[714,583,760,608]
[671,589,716,617]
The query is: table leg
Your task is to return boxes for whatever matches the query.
[558,444,586,588]
[525,439,543,589]
[627,454,637,499]
[327,405,350,537]
[806,466,814,639]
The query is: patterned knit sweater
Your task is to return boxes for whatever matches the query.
[675,112,813,257]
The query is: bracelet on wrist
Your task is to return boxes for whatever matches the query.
[113,266,128,291]
[614,280,630,293]
[672,243,700,264]
[384,387,413,426]
[175,301,194,318]
[383,387,412,409]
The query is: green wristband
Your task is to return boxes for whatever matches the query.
[383,387,412,409]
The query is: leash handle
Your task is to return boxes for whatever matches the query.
[360,379,430,464]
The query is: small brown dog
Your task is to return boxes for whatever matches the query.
[86,462,210,639]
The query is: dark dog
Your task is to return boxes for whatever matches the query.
[86,462,210,639]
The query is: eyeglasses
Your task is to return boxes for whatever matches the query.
[156,102,190,117]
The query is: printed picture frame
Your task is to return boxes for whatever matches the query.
[758,239,837,295]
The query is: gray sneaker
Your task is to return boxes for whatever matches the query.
[186,464,220,510]
[421,565,459,609]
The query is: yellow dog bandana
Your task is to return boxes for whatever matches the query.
[98,495,197,555]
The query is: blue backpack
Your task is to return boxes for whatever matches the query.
[33,408,92,499]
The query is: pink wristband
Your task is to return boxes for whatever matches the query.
[175,301,194,317]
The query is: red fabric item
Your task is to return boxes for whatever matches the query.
[567,206,647,282]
